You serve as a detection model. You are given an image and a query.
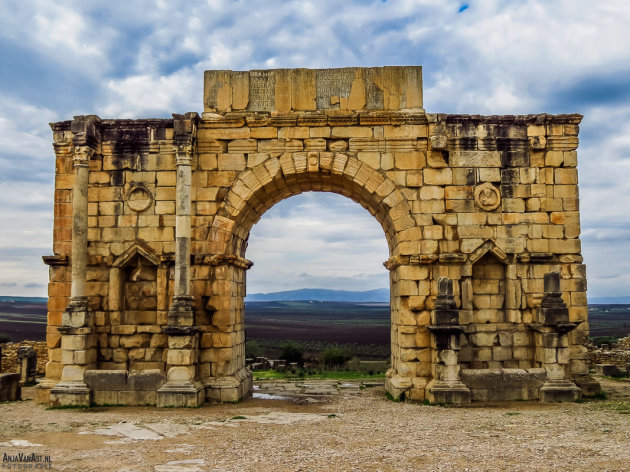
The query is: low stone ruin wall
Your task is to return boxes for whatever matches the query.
[0,341,47,375]
[588,336,630,370]
[589,349,630,369]
[616,337,630,350]
[594,363,630,377]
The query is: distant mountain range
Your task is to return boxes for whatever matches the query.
[247,290,630,304]
[589,296,630,305]
[0,296,47,303]
[245,288,389,302]
[2,293,628,305]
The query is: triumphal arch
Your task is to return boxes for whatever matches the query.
[38,67,599,406]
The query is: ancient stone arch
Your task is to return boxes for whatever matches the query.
[221,153,411,256]
[39,66,599,407]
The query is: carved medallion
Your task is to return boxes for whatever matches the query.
[474,182,501,211]
[127,185,153,212]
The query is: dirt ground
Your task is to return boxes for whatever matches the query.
[1,377,629,472]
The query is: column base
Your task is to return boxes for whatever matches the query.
[34,379,58,404]
[384,373,413,401]
[167,295,196,327]
[49,382,92,407]
[427,379,471,404]
[539,379,581,402]
[205,368,252,403]
[156,380,205,407]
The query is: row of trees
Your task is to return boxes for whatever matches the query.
[246,338,390,361]
[247,340,357,367]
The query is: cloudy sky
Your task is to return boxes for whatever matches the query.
[0,0,629,298]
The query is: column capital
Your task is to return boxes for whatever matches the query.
[73,146,94,167]
[174,144,193,166]
[70,115,101,148]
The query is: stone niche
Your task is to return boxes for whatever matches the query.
[39,66,599,407]
[112,242,161,326]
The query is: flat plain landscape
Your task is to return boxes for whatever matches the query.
[0,297,47,341]
[1,297,630,348]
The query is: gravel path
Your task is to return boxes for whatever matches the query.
[0,379,629,471]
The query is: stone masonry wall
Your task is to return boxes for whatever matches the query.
[43,67,591,403]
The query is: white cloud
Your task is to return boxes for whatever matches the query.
[424,0,630,113]
[246,193,390,294]
[0,179,52,297]
[101,70,200,118]
[0,95,58,160]
[0,94,56,296]
[0,1,117,78]
[573,103,630,298]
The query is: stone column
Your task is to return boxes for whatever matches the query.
[168,141,195,325]
[70,145,90,304]
[426,277,471,404]
[50,141,98,406]
[108,268,122,325]
[157,113,204,407]
[532,272,581,402]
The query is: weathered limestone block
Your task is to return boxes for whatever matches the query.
[119,390,158,405]
[168,335,195,349]
[92,390,119,405]
[112,348,128,363]
[119,334,151,348]
[85,370,128,391]
[460,368,547,401]
[128,348,146,361]
[166,349,196,365]
[61,334,93,351]
[128,369,166,391]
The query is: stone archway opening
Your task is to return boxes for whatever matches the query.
[202,157,416,401]
[243,191,392,374]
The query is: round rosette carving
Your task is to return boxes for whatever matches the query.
[474,182,501,211]
[127,185,154,212]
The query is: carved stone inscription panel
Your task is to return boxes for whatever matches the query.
[203,66,422,112]
[315,68,354,109]
[247,70,276,112]
[365,78,384,109]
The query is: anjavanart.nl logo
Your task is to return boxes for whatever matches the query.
[2,452,52,469]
